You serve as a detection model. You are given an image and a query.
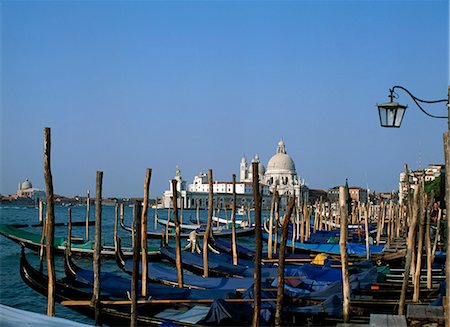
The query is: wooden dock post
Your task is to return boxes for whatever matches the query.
[252,162,262,327]
[141,168,152,298]
[273,190,280,254]
[91,171,103,325]
[172,179,184,287]
[274,196,296,327]
[425,192,434,290]
[39,199,43,223]
[67,208,72,256]
[231,174,238,266]
[154,198,159,230]
[399,183,420,315]
[114,202,119,250]
[413,188,426,302]
[196,199,200,225]
[443,130,450,326]
[364,203,370,260]
[203,169,213,277]
[86,190,90,241]
[43,127,56,317]
[267,185,275,259]
[339,186,350,323]
[131,201,142,327]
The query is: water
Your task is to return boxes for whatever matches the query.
[0,203,261,325]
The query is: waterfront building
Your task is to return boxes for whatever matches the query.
[398,164,444,204]
[161,140,309,210]
[16,178,45,201]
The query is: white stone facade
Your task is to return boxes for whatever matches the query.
[162,140,309,209]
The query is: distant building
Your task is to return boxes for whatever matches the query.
[161,140,309,209]
[398,164,444,204]
[348,187,368,203]
[16,178,45,201]
[327,186,368,203]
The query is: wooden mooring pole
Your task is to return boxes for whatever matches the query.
[443,129,450,325]
[339,186,350,323]
[252,162,262,327]
[91,171,103,325]
[131,201,142,327]
[172,179,184,287]
[274,197,296,327]
[203,169,213,277]
[141,168,152,298]
[67,208,72,256]
[413,188,426,302]
[398,182,420,315]
[231,174,238,266]
[86,190,90,241]
[267,184,276,259]
[43,127,56,316]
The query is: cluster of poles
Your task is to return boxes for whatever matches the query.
[38,127,450,326]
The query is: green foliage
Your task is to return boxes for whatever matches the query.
[424,174,442,198]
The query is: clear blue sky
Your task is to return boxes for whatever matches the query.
[1,0,448,198]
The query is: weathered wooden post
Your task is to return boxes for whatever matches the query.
[114,202,119,250]
[252,162,262,327]
[267,187,275,259]
[305,200,310,241]
[339,186,351,323]
[154,197,159,230]
[196,199,200,225]
[141,168,152,298]
[398,183,420,315]
[231,174,238,266]
[131,201,142,327]
[86,190,90,241]
[67,207,72,256]
[376,203,383,244]
[172,179,184,287]
[425,193,434,290]
[39,198,43,223]
[203,169,214,277]
[91,171,103,325]
[444,129,450,325]
[413,189,426,302]
[364,203,370,260]
[274,197,296,327]
[43,127,56,316]
[273,190,280,254]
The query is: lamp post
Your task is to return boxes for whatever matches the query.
[377,85,450,321]
[377,85,449,129]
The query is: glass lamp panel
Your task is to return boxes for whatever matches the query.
[387,107,397,127]
[378,107,388,127]
[394,107,406,127]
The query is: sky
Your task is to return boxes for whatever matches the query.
[1,0,448,198]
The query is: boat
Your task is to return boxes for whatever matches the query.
[21,248,259,326]
[262,232,385,257]
[120,216,255,239]
[0,224,160,258]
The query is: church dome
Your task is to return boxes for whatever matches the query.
[21,178,32,190]
[266,140,296,174]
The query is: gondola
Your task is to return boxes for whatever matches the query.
[0,224,160,258]
[21,248,261,326]
[120,215,255,239]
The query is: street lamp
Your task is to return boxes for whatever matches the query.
[376,85,448,128]
[376,85,450,319]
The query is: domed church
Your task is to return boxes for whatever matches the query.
[240,139,306,197]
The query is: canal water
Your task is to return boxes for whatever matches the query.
[0,203,259,325]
